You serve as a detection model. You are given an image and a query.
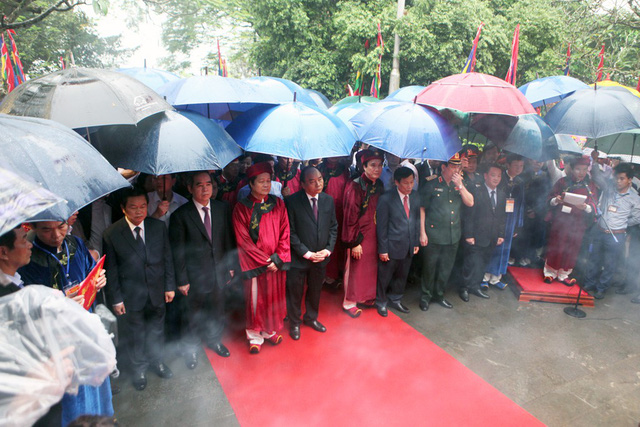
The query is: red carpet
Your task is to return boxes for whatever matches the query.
[205,291,542,426]
[508,266,594,307]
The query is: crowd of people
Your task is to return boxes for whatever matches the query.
[1,142,640,425]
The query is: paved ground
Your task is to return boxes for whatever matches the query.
[112,275,640,427]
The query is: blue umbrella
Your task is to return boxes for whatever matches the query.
[328,102,375,127]
[386,85,426,102]
[226,102,356,160]
[93,110,243,175]
[0,114,129,221]
[518,76,589,108]
[116,67,181,92]
[350,101,462,161]
[245,76,317,106]
[305,89,332,109]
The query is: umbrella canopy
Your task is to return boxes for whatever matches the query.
[334,95,379,106]
[584,129,640,164]
[415,72,536,116]
[0,114,130,221]
[350,101,462,161]
[0,67,172,129]
[305,89,332,109]
[590,79,640,98]
[92,110,243,175]
[544,88,640,139]
[0,166,66,236]
[116,67,181,92]
[328,99,377,126]
[226,102,356,160]
[245,76,317,106]
[386,85,426,102]
[518,75,589,108]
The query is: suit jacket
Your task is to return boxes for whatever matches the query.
[463,185,507,247]
[285,191,338,269]
[168,200,235,294]
[376,189,421,259]
[103,217,175,311]
[0,283,21,298]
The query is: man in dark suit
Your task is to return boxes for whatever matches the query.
[103,188,176,391]
[169,171,235,367]
[0,225,32,297]
[459,164,507,301]
[285,166,338,340]
[376,166,421,316]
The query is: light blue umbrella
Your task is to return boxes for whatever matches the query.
[350,101,462,161]
[0,114,129,221]
[328,101,375,127]
[245,76,317,106]
[226,102,356,160]
[116,67,181,92]
[518,76,589,108]
[386,85,426,102]
[305,89,332,109]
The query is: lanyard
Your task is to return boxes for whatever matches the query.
[33,239,71,281]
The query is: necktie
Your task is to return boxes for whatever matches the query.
[490,190,496,210]
[403,195,410,218]
[202,206,212,240]
[134,226,145,252]
[311,197,318,221]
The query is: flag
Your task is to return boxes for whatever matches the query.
[504,24,520,86]
[353,70,363,96]
[347,84,354,96]
[596,44,605,82]
[60,56,66,70]
[6,30,25,84]
[370,22,384,98]
[462,22,484,73]
[0,33,17,92]
[217,39,225,77]
[563,43,571,76]
[636,76,640,92]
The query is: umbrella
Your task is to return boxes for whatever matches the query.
[0,67,172,129]
[386,85,426,102]
[544,88,640,139]
[584,129,640,164]
[518,76,589,108]
[116,67,181,92]
[226,102,356,160]
[334,95,379,106]
[0,114,130,221]
[328,98,377,126]
[245,76,317,106]
[92,110,243,175]
[415,72,536,116]
[590,79,640,98]
[349,101,461,161]
[0,167,66,236]
[305,89,332,109]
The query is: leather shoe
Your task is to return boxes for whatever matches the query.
[377,305,388,317]
[290,325,300,340]
[185,353,198,370]
[437,299,453,309]
[388,301,409,313]
[593,290,605,300]
[150,362,173,379]
[303,319,327,332]
[470,288,490,299]
[459,290,470,302]
[132,371,147,391]
[419,300,429,311]
[208,342,230,358]
[631,295,640,304]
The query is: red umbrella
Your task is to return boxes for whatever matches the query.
[415,72,535,116]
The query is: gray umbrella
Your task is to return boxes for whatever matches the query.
[0,67,172,129]
[0,114,130,221]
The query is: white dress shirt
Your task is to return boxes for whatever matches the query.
[147,191,188,225]
[0,270,23,288]
[125,216,145,243]
[193,199,212,225]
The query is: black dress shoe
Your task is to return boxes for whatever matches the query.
[150,362,173,379]
[388,301,410,313]
[437,299,453,309]
[470,288,490,299]
[132,371,147,391]
[303,319,327,332]
[377,305,388,317]
[208,342,230,357]
[631,295,640,304]
[290,325,301,340]
[111,384,121,395]
[593,290,605,300]
[419,300,429,311]
[185,353,198,370]
[459,290,470,302]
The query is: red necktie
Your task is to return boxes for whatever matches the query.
[404,195,410,218]
[311,197,318,221]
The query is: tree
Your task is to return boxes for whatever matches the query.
[0,0,109,31]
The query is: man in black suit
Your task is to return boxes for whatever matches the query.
[103,188,176,391]
[459,164,507,301]
[0,226,32,297]
[376,166,421,316]
[285,166,338,340]
[169,171,235,367]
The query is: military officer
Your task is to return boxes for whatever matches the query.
[461,145,483,189]
[419,153,474,311]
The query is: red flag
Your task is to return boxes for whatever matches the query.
[462,22,484,73]
[1,33,17,92]
[504,24,520,86]
[370,22,384,98]
[596,44,605,82]
[636,76,640,92]
[563,43,571,76]
[217,39,224,77]
[6,29,25,84]
[60,56,66,70]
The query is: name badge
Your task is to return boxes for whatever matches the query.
[506,198,515,213]
[608,205,618,213]
[435,188,443,193]
[561,205,572,214]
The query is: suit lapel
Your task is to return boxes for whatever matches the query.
[187,201,212,244]
[120,219,146,260]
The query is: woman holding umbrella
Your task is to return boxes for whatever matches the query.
[232,162,291,353]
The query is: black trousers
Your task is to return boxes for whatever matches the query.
[376,256,412,307]
[286,263,325,326]
[122,297,166,373]
[461,242,496,292]
[184,287,225,351]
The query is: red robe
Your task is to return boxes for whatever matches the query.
[341,174,384,302]
[275,167,302,194]
[233,194,291,334]
[545,177,598,271]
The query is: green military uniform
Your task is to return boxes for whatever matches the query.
[420,174,468,302]
[462,171,483,190]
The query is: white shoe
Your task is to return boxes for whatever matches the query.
[519,258,531,266]
[508,258,515,266]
